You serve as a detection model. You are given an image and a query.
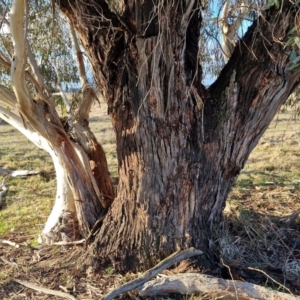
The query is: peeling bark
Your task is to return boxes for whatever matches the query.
[4,0,108,243]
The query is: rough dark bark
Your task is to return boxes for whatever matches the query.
[57,0,300,271]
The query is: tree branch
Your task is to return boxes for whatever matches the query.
[180,0,196,35]
[69,22,98,122]
[220,0,254,61]
[102,248,203,300]
[52,63,71,113]
[0,47,50,104]
[14,279,77,300]
[209,0,300,182]
[0,105,53,152]
[0,84,17,108]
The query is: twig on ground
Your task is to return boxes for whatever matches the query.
[1,257,18,268]
[59,285,69,293]
[247,266,293,295]
[221,258,239,300]
[52,239,86,246]
[102,247,203,300]
[0,239,20,248]
[14,279,77,300]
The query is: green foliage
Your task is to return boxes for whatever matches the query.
[284,25,300,70]
[264,0,280,10]
[26,1,79,91]
[0,0,80,95]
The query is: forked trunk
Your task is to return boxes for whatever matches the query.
[57,0,300,271]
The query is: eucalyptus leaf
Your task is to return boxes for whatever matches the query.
[290,50,297,62]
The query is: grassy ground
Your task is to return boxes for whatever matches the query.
[0,105,300,299]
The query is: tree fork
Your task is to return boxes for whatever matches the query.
[56,0,300,271]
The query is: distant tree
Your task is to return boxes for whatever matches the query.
[1,0,300,272]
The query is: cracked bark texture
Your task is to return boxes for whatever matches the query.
[57,0,300,271]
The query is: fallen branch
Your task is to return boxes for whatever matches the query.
[139,273,300,300]
[1,257,18,268]
[0,168,54,207]
[14,279,77,300]
[102,247,203,300]
[0,167,54,178]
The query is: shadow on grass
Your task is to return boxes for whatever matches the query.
[221,208,300,294]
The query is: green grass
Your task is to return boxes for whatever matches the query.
[1,106,300,299]
[0,103,117,239]
[1,107,300,239]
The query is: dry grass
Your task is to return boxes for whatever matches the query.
[0,106,300,298]
[221,110,300,293]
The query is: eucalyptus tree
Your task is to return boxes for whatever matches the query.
[0,0,114,243]
[1,0,300,272]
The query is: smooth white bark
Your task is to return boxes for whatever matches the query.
[39,148,75,243]
[2,0,104,244]
[0,85,17,108]
[220,0,254,61]
[0,104,75,243]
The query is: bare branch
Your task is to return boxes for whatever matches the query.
[52,63,71,112]
[220,0,255,61]
[0,49,50,104]
[10,1,34,118]
[69,24,87,87]
[0,239,20,248]
[0,105,52,152]
[26,41,53,106]
[0,84,16,107]
[9,0,63,140]
[14,279,77,300]
[180,0,195,35]
[69,22,98,121]
[103,248,203,300]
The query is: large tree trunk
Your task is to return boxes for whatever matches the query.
[58,0,300,271]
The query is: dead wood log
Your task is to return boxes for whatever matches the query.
[102,248,203,300]
[139,273,300,300]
